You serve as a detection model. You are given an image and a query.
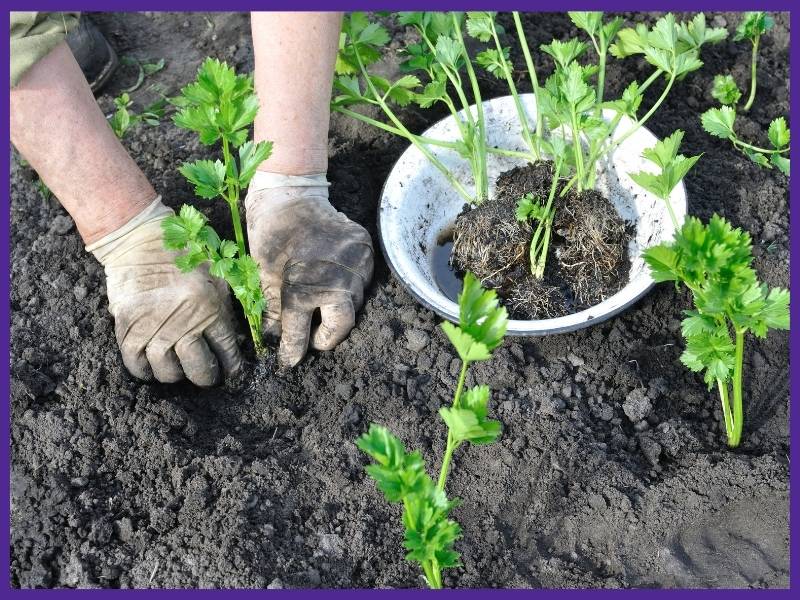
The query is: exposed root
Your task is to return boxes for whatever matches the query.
[450,162,632,320]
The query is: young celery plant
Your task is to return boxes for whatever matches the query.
[465,12,539,159]
[109,92,168,139]
[644,216,789,447]
[637,130,790,447]
[515,137,571,278]
[332,12,492,204]
[734,12,774,112]
[357,273,508,588]
[548,12,725,195]
[628,129,702,228]
[701,106,790,176]
[164,58,272,354]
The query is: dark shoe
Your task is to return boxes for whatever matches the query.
[66,17,118,93]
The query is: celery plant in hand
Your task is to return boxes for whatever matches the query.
[357,273,508,588]
[643,216,789,447]
[734,11,774,112]
[162,58,273,354]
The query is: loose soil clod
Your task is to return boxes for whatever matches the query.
[451,162,631,319]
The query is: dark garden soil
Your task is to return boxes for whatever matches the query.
[451,162,632,319]
[10,12,790,589]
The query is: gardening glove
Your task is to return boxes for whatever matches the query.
[245,172,374,368]
[86,197,243,386]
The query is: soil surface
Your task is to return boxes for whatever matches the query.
[451,162,631,319]
[10,12,790,589]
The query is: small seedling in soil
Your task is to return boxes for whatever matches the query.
[701,107,790,175]
[711,74,742,106]
[628,129,701,227]
[643,215,789,447]
[733,12,774,112]
[357,273,508,588]
[163,58,272,354]
[109,92,168,139]
[120,56,167,93]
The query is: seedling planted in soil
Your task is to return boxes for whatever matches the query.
[162,58,272,354]
[357,273,508,588]
[733,11,774,112]
[109,92,168,139]
[701,106,790,176]
[634,132,790,448]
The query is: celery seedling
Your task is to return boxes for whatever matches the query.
[163,58,272,354]
[628,129,701,227]
[734,12,774,112]
[109,92,167,139]
[701,107,790,175]
[711,74,742,106]
[643,216,789,447]
[333,12,528,204]
[357,273,508,588]
[515,137,571,278]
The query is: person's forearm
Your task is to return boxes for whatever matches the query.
[10,42,156,244]
[251,12,342,175]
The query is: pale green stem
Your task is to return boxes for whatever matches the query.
[437,360,469,492]
[333,106,463,151]
[743,36,759,112]
[716,378,735,446]
[729,329,746,447]
[491,23,536,158]
[513,12,543,141]
[453,13,488,202]
[354,46,475,203]
[732,137,790,155]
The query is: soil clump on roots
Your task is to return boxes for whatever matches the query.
[450,162,632,319]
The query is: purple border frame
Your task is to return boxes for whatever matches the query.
[2,2,795,595]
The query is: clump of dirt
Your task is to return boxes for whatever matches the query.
[450,162,632,319]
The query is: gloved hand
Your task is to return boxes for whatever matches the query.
[245,173,374,367]
[87,197,243,386]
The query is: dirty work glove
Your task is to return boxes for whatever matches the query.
[86,197,243,386]
[245,172,374,368]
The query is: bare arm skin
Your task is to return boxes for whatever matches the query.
[251,11,342,175]
[246,12,374,367]
[10,42,156,244]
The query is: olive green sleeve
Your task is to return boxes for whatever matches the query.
[10,11,80,87]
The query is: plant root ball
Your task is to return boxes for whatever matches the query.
[556,189,630,307]
[450,162,631,320]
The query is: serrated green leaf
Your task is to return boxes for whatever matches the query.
[540,38,587,70]
[435,36,462,69]
[643,244,680,282]
[441,321,491,362]
[734,12,774,42]
[767,117,790,149]
[465,12,495,42]
[178,159,226,199]
[568,12,602,37]
[769,153,790,176]
[238,140,273,188]
[476,48,509,79]
[701,106,736,139]
[455,272,509,355]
